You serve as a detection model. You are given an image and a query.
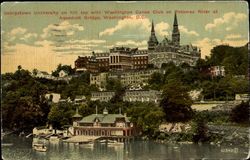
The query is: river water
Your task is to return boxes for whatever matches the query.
[2,135,249,160]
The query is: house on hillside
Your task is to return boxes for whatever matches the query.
[35,71,53,79]
[74,95,86,105]
[209,66,225,77]
[45,93,61,103]
[59,70,68,77]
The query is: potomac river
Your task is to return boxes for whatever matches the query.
[2,135,249,160]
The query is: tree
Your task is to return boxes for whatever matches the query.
[148,72,164,90]
[2,67,50,131]
[208,45,248,75]
[160,81,193,122]
[48,102,75,129]
[230,101,250,124]
[32,69,38,76]
[192,112,209,143]
[52,64,74,77]
[106,78,122,91]
[147,64,155,69]
[126,102,165,137]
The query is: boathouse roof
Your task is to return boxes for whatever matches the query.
[79,114,130,124]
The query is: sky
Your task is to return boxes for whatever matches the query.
[1,1,248,73]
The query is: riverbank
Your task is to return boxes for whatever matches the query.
[143,123,249,148]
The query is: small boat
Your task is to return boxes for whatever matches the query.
[79,141,94,148]
[107,140,124,146]
[99,139,107,143]
[49,135,60,141]
[33,143,47,152]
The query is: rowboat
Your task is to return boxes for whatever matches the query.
[33,143,47,152]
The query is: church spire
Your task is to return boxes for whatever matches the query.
[148,20,158,51]
[151,20,155,33]
[174,12,178,26]
[172,12,180,46]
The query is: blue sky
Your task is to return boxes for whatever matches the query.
[1,2,248,73]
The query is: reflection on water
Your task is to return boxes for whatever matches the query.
[2,135,249,160]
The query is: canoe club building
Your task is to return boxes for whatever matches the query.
[72,108,138,138]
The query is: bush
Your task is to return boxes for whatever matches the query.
[230,100,250,124]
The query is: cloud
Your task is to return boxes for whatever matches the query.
[20,33,38,42]
[4,27,38,45]
[155,22,170,37]
[9,27,27,36]
[99,15,151,37]
[179,25,199,36]
[225,34,242,39]
[51,39,106,55]
[115,40,147,47]
[66,39,106,44]
[1,43,79,73]
[34,40,54,47]
[41,21,84,39]
[193,37,248,58]
[205,12,247,31]
[1,42,16,54]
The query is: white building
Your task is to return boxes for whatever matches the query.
[210,66,225,77]
[74,95,86,105]
[90,72,108,90]
[235,94,249,102]
[45,93,61,103]
[59,70,68,77]
[35,71,53,79]
[91,91,116,102]
[123,90,161,103]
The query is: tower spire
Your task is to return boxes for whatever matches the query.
[174,11,178,26]
[151,20,155,33]
[148,19,158,51]
[172,12,180,46]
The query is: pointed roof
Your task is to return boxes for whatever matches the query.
[72,107,82,118]
[174,12,178,26]
[151,20,155,32]
[148,19,158,44]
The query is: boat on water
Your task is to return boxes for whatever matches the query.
[49,135,60,142]
[33,143,47,152]
[99,139,107,143]
[79,141,94,147]
[107,140,124,146]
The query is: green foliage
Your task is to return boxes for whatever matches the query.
[148,72,164,90]
[230,101,250,124]
[160,81,193,122]
[126,102,165,137]
[146,64,155,69]
[191,113,209,143]
[208,45,248,75]
[201,75,248,100]
[2,67,50,131]
[52,64,75,77]
[106,78,122,91]
[59,72,97,100]
[194,110,230,124]
[48,102,75,129]
[35,78,68,93]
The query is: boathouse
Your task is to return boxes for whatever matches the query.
[72,108,136,137]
